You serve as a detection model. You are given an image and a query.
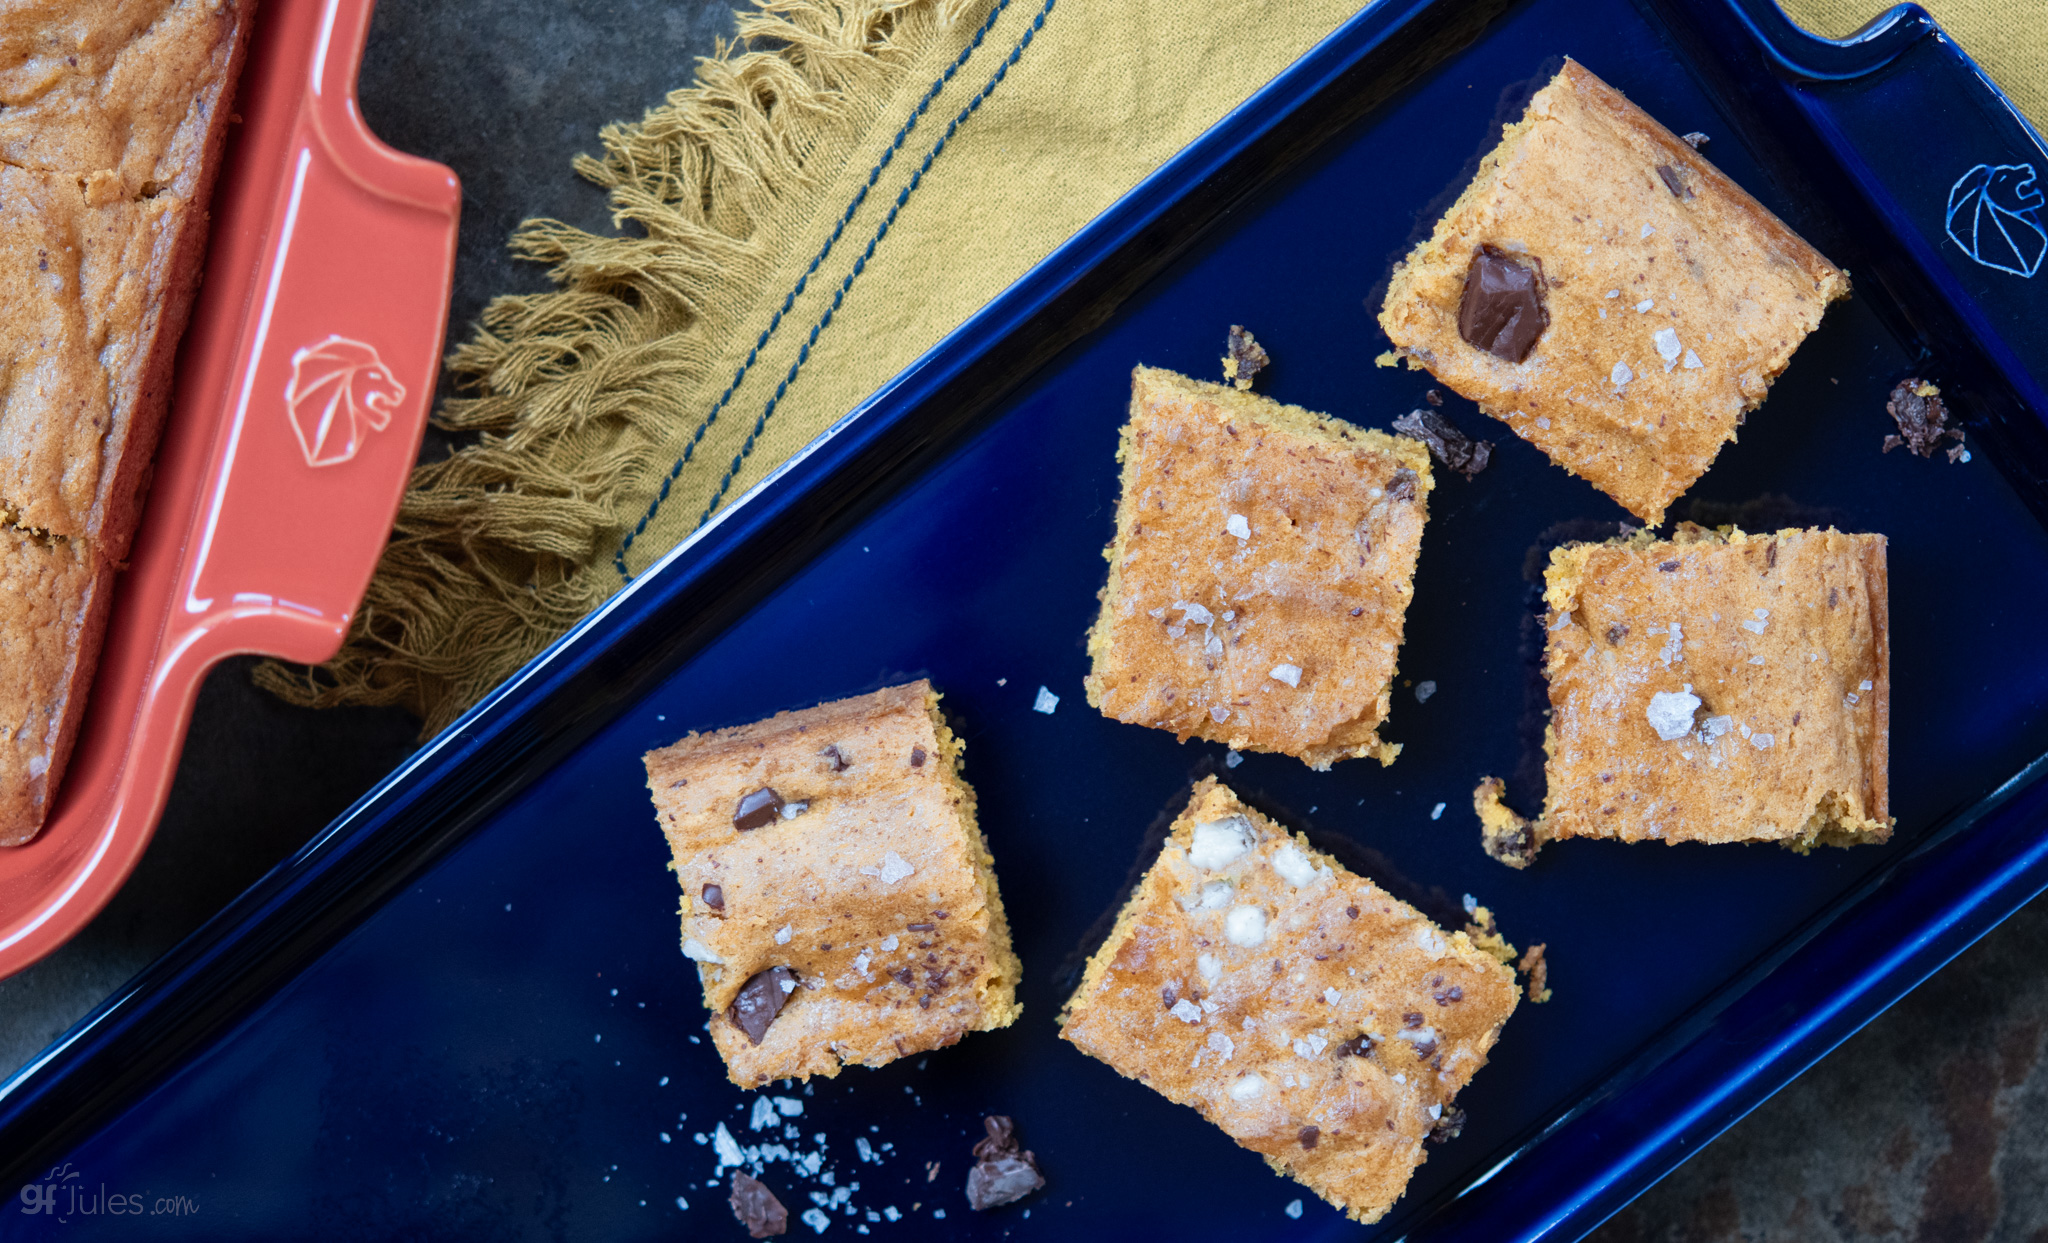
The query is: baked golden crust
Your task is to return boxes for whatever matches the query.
[0,0,250,847]
[1378,59,1850,525]
[1083,366,1432,768]
[0,528,109,845]
[643,682,1022,1089]
[0,0,249,549]
[1060,779,1518,1224]
[1481,525,1890,858]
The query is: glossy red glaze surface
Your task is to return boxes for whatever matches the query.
[0,0,460,978]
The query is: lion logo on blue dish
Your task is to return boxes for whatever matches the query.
[1947,162,2046,277]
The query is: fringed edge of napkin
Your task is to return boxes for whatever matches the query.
[256,0,977,734]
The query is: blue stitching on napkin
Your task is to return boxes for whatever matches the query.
[614,0,1022,581]
[685,0,1060,540]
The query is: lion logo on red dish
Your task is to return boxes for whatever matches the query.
[285,335,406,468]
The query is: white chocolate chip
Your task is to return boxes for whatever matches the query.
[781,800,809,820]
[1225,905,1269,948]
[1226,513,1251,540]
[1198,953,1223,982]
[1199,881,1233,910]
[1226,1073,1265,1101]
[1190,816,1256,869]
[682,939,724,964]
[1269,663,1302,687]
[1271,845,1317,888]
[1646,689,1703,741]
[774,925,793,945]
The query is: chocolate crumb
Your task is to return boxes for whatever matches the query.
[1222,324,1271,391]
[893,967,913,986]
[729,1170,789,1237]
[933,910,950,919]
[1393,408,1493,479]
[910,746,926,768]
[1351,607,1365,617]
[1681,131,1710,149]
[1658,560,1679,572]
[702,883,725,912]
[1948,443,1969,464]
[1433,985,1464,1006]
[1298,1126,1321,1150]
[1425,388,1444,406]
[729,966,798,1045]
[1335,1034,1374,1058]
[1792,711,1802,727]
[733,787,784,832]
[1413,1038,1439,1061]
[918,994,932,1009]
[966,1116,1045,1211]
[1161,982,1180,1006]
[1387,468,1419,502]
[908,922,936,932]
[1655,163,1694,199]
[822,744,851,772]
[1426,1105,1468,1146]
[669,777,687,788]
[1829,587,1839,609]
[1884,378,1964,458]
[1519,942,1552,1003]
[1606,623,1628,645]
[1766,541,1778,569]
[1404,1011,1424,1029]
[1346,906,1360,920]
[1457,244,1549,362]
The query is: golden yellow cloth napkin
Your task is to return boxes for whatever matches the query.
[262,0,2044,732]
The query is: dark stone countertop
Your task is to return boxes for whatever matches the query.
[2,3,2043,1238]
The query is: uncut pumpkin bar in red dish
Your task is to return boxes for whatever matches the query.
[643,681,1023,1088]
[0,0,255,845]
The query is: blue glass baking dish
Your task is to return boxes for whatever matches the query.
[4,0,2047,1237]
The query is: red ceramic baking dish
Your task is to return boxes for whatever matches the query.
[0,0,459,978]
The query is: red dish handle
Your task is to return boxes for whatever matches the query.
[0,0,459,977]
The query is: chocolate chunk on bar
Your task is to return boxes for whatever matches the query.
[643,681,1023,1087]
[1060,778,1518,1224]
[1476,524,1890,859]
[1379,60,1850,525]
[965,1115,1045,1210]
[1083,366,1434,769]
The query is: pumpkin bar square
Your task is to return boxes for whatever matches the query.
[1378,59,1850,526]
[1060,778,1518,1224]
[643,681,1022,1088]
[1083,366,1433,769]
[1478,524,1890,865]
